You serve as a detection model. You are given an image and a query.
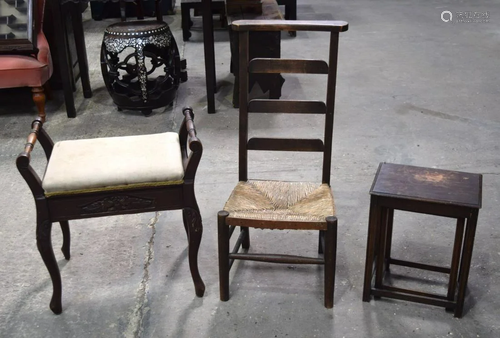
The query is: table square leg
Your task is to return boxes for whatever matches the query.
[455,211,479,317]
[363,196,381,301]
[384,208,394,271]
[375,207,392,290]
[447,218,465,304]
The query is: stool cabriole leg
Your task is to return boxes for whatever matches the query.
[37,218,62,314]
[183,207,206,297]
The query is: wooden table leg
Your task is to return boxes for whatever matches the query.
[202,0,216,114]
[71,2,92,99]
[363,196,380,301]
[50,0,76,118]
[455,212,478,317]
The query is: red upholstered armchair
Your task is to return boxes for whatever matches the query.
[0,0,53,122]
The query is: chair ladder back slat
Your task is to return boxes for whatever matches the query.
[249,59,329,74]
[248,99,326,114]
[238,30,250,182]
[247,138,324,152]
[322,32,340,185]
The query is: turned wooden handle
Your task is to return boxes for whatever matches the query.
[182,107,202,153]
[21,117,44,157]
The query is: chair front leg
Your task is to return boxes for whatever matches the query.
[218,211,230,301]
[182,207,205,297]
[36,219,62,314]
[32,87,46,122]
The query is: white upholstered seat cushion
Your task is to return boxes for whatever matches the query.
[42,132,184,196]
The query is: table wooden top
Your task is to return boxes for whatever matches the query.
[227,0,283,24]
[370,163,482,209]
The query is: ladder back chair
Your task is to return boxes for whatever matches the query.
[17,107,205,314]
[218,20,348,308]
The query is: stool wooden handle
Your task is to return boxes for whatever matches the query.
[180,107,203,180]
[19,117,44,159]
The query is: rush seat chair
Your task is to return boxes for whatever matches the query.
[217,20,348,308]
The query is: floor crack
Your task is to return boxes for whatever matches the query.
[125,212,159,338]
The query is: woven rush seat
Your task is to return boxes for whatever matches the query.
[224,180,335,227]
[42,132,184,196]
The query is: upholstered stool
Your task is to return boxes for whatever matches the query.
[17,107,204,314]
[100,3,187,116]
[42,132,184,195]
[362,162,482,318]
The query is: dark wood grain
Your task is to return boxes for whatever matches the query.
[230,253,325,264]
[202,0,217,113]
[247,137,324,152]
[322,32,339,185]
[232,19,349,32]
[238,30,250,182]
[249,58,329,74]
[371,163,482,208]
[248,99,326,114]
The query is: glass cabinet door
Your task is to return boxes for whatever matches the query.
[0,0,36,52]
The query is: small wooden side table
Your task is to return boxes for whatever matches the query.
[362,162,482,318]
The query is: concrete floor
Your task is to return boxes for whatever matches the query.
[1,0,499,336]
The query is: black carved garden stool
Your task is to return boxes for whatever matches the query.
[100,0,187,116]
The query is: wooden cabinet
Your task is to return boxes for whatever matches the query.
[0,0,37,52]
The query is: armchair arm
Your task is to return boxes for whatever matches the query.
[36,32,52,70]
[178,107,203,180]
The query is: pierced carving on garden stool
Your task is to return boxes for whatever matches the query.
[101,21,187,116]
